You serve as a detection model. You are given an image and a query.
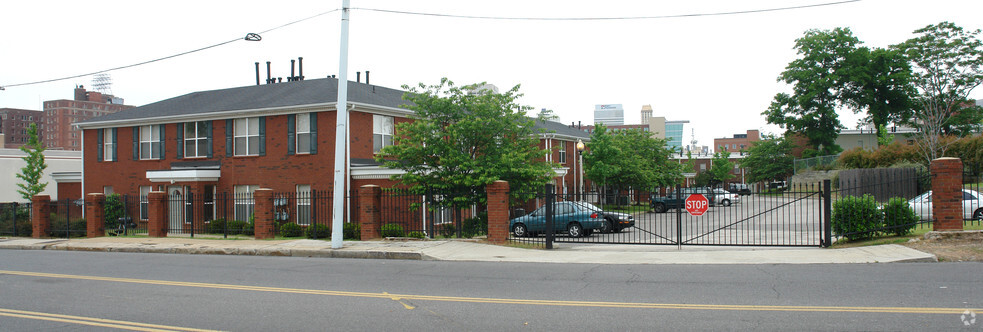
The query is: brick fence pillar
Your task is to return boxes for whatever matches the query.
[486,180,510,244]
[931,157,964,231]
[85,193,106,238]
[359,185,382,240]
[148,191,168,237]
[254,189,275,239]
[31,195,51,238]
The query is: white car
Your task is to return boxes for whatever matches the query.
[908,189,983,221]
[712,188,740,206]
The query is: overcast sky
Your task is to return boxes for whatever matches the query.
[2,0,982,149]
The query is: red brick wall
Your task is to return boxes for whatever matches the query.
[85,193,105,238]
[931,157,964,231]
[83,110,406,196]
[486,181,509,244]
[57,182,81,201]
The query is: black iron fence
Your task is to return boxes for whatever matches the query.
[378,188,485,239]
[831,170,932,240]
[49,198,86,238]
[0,202,31,237]
[509,183,829,248]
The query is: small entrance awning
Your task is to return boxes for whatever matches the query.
[146,161,221,183]
[146,169,221,183]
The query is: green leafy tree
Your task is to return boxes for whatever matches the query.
[694,171,714,188]
[610,129,682,190]
[583,125,621,203]
[707,150,736,187]
[893,21,983,163]
[681,151,696,173]
[584,127,681,204]
[16,123,48,201]
[376,78,554,209]
[740,134,795,184]
[764,28,859,155]
[876,124,895,147]
[840,47,916,138]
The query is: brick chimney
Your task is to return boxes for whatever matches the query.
[74,85,87,101]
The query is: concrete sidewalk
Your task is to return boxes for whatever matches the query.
[0,237,937,264]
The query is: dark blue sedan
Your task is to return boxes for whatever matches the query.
[510,201,604,237]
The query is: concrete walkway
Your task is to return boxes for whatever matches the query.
[0,237,937,264]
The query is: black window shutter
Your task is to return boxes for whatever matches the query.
[206,121,213,158]
[287,114,295,155]
[176,123,184,159]
[310,112,318,155]
[97,129,103,162]
[158,125,166,160]
[226,119,233,157]
[132,126,139,160]
[111,128,118,161]
[259,117,266,156]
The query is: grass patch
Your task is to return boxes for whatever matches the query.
[600,204,649,214]
[831,222,983,248]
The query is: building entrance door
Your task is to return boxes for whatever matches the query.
[168,186,183,232]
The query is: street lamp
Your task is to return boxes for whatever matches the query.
[576,139,585,202]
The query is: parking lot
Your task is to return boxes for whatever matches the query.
[559,194,825,246]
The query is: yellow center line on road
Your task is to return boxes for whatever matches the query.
[0,308,219,332]
[1,269,978,315]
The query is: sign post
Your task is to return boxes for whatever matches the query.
[685,194,709,216]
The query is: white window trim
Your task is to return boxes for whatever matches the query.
[185,121,208,158]
[235,118,260,156]
[140,125,160,160]
[103,129,114,161]
[373,115,394,153]
[296,113,311,154]
[296,184,311,226]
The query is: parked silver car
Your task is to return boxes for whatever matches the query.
[907,189,983,221]
[711,188,739,206]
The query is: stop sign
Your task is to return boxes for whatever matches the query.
[685,194,709,216]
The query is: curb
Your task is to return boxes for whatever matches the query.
[0,242,426,261]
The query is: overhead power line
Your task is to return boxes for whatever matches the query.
[0,1,859,89]
[0,9,341,90]
[353,0,860,21]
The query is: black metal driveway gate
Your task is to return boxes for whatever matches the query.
[509,182,833,248]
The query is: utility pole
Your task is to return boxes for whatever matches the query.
[331,0,351,249]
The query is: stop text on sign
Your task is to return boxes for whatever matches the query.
[685,194,709,216]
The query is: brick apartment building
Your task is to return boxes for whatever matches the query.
[74,78,585,228]
[0,108,44,148]
[43,85,133,150]
[714,129,760,153]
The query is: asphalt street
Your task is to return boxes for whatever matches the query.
[0,250,980,331]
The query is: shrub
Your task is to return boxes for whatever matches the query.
[104,194,126,229]
[305,223,330,239]
[0,205,32,236]
[832,194,882,241]
[407,231,426,239]
[226,220,246,235]
[838,147,876,169]
[0,219,32,237]
[49,217,87,237]
[381,223,405,237]
[439,223,457,238]
[242,221,255,236]
[882,197,918,236]
[206,219,227,234]
[461,212,488,238]
[278,222,303,237]
[343,222,360,240]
